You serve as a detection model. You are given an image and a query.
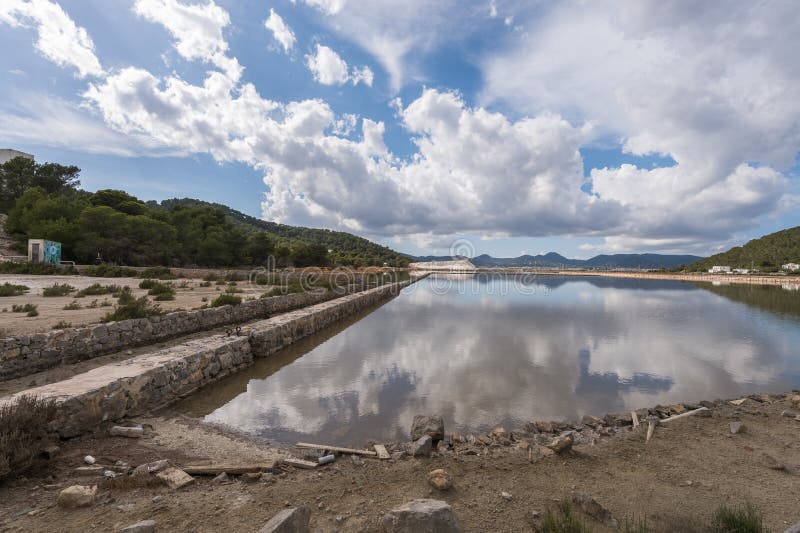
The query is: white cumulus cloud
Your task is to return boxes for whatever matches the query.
[264,8,296,52]
[0,0,103,78]
[305,44,373,86]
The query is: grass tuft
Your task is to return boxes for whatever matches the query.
[540,501,592,533]
[0,283,29,297]
[42,283,75,297]
[0,396,59,479]
[210,294,242,307]
[711,503,768,533]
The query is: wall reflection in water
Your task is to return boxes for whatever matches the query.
[177,275,800,446]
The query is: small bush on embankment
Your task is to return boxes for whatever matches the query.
[0,263,77,275]
[82,264,139,278]
[0,395,59,480]
[103,289,163,322]
[75,283,124,298]
[261,282,307,298]
[139,279,176,300]
[42,283,75,297]
[11,303,38,317]
[210,294,242,307]
[540,501,591,533]
[0,283,29,297]
[138,266,175,280]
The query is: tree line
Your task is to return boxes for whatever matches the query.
[0,156,408,268]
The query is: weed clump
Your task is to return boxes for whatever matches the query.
[11,303,38,317]
[0,396,59,480]
[42,283,75,297]
[210,294,242,307]
[0,283,29,297]
[103,288,163,321]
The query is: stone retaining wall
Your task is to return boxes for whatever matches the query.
[0,280,414,438]
[0,288,351,381]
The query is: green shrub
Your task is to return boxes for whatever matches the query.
[711,503,768,533]
[202,273,219,282]
[261,282,306,298]
[224,271,246,281]
[42,283,75,297]
[539,502,591,533]
[75,283,124,297]
[199,281,212,287]
[138,266,175,280]
[103,292,163,322]
[215,279,226,285]
[82,264,138,278]
[210,294,242,307]
[141,280,175,300]
[11,303,38,317]
[0,395,59,479]
[52,320,72,329]
[0,283,29,297]
[0,263,77,275]
[62,301,82,310]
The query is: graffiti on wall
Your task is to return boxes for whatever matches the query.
[43,240,61,264]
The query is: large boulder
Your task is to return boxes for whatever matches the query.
[411,415,445,441]
[382,499,460,532]
[412,435,432,457]
[57,485,97,508]
[258,507,311,533]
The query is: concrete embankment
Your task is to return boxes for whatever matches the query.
[0,279,414,437]
[0,285,371,381]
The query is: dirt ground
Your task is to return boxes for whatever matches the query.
[1,395,799,532]
[0,274,266,336]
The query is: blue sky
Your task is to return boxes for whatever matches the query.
[1,0,798,259]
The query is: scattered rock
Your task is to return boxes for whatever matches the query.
[145,460,170,473]
[730,421,746,434]
[524,510,541,526]
[412,435,433,457]
[155,467,195,490]
[791,395,800,408]
[110,426,144,438]
[581,415,602,427]
[351,455,365,467]
[572,492,618,528]
[411,415,445,441]
[761,453,788,472]
[391,451,407,461]
[74,465,104,476]
[83,455,96,465]
[450,432,464,443]
[534,421,555,433]
[781,409,800,418]
[547,433,574,453]
[42,445,60,459]
[427,469,453,491]
[382,499,460,533]
[784,522,800,533]
[257,506,311,533]
[151,496,163,504]
[538,446,555,458]
[211,472,229,484]
[132,464,149,477]
[490,427,507,439]
[57,485,97,509]
[119,519,156,533]
[500,491,513,501]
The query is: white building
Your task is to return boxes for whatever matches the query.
[782,263,800,272]
[409,259,477,272]
[733,268,750,275]
[0,149,34,165]
[708,265,731,274]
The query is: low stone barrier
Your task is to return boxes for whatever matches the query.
[0,288,352,381]
[0,280,413,438]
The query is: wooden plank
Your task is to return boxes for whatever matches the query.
[181,463,276,475]
[282,458,318,470]
[646,419,656,444]
[296,442,377,456]
[373,444,390,459]
[631,411,640,429]
[661,407,709,424]
[730,398,747,406]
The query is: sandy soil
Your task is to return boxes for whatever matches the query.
[0,274,266,337]
[1,395,799,532]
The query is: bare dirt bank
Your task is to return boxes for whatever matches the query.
[1,393,799,532]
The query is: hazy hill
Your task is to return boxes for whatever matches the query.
[411,252,703,270]
[156,198,409,266]
[686,226,800,271]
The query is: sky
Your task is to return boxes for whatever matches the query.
[1,0,799,259]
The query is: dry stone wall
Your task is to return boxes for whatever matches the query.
[0,279,415,438]
[0,288,346,381]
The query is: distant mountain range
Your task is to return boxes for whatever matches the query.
[410,252,704,270]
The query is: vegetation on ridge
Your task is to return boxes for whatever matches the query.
[685,226,800,272]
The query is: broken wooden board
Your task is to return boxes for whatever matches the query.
[373,444,390,459]
[281,458,318,470]
[661,407,709,424]
[730,398,747,406]
[631,411,640,429]
[296,442,377,456]
[181,463,276,476]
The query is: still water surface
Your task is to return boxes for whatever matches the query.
[178,275,800,445]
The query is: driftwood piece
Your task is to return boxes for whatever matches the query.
[296,443,377,456]
[181,463,276,475]
[631,411,640,429]
[646,417,658,443]
[661,407,709,424]
[281,458,318,470]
